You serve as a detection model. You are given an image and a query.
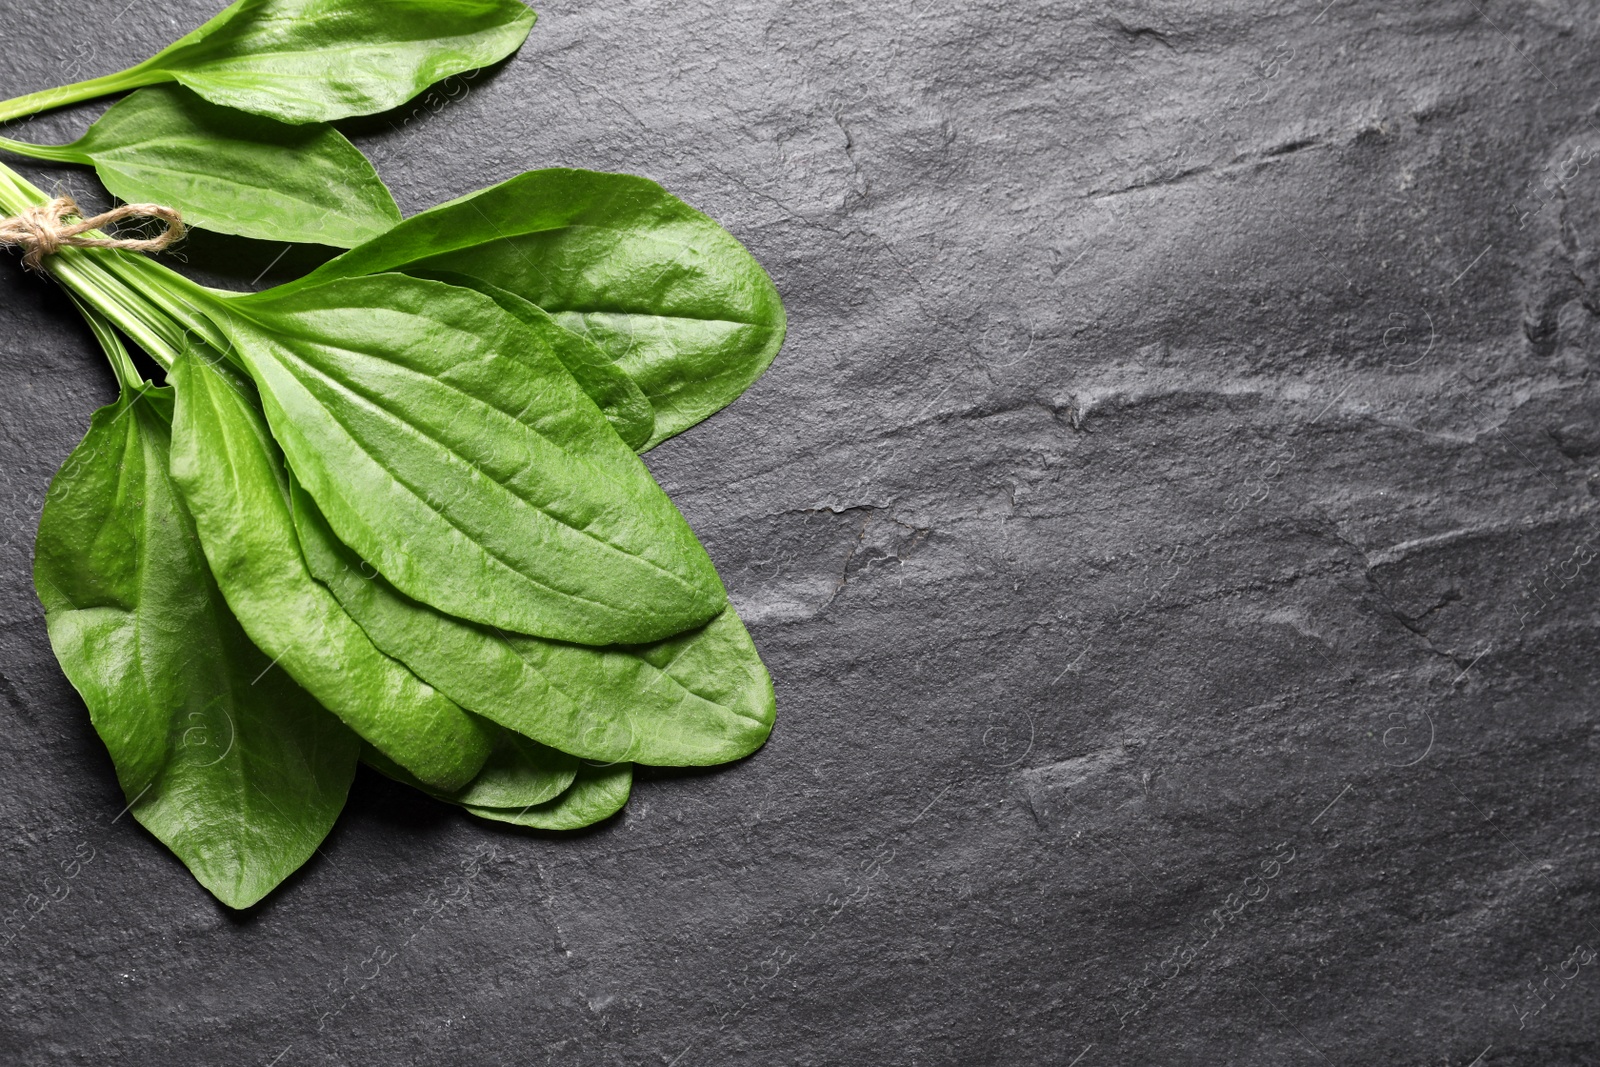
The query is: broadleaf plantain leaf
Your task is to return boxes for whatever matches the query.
[296,169,786,448]
[203,273,726,645]
[96,0,536,124]
[0,86,401,247]
[35,382,358,908]
[168,347,492,790]
[293,478,774,766]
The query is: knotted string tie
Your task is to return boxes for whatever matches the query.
[0,195,184,269]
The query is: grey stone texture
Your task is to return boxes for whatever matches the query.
[3,0,1600,1063]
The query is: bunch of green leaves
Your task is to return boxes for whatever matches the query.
[0,0,785,908]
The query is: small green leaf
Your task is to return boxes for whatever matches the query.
[299,169,787,448]
[458,732,578,807]
[205,273,726,645]
[122,0,535,124]
[168,347,493,790]
[0,86,401,247]
[466,762,633,831]
[35,383,358,908]
[293,478,774,766]
[363,729,578,809]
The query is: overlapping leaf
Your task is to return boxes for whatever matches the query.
[294,478,774,765]
[297,169,787,447]
[417,270,654,450]
[367,738,632,831]
[468,762,633,830]
[200,273,727,644]
[168,348,493,790]
[97,0,534,124]
[35,378,358,908]
[363,730,578,810]
[0,86,400,246]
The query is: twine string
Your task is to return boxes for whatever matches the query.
[0,195,184,269]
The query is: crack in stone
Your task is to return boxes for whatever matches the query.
[0,667,29,722]
[761,504,936,616]
[1089,162,1215,201]
[1314,515,1478,668]
[1109,19,1176,50]
[1088,133,1331,201]
[955,397,1085,432]
[832,110,870,214]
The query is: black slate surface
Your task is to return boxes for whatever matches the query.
[3,1,1600,1063]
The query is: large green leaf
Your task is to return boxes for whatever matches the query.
[34,382,358,908]
[202,273,726,645]
[293,479,774,765]
[0,86,400,247]
[467,761,632,830]
[296,169,787,448]
[85,0,534,124]
[363,729,578,809]
[168,348,492,790]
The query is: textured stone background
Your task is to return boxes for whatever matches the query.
[2,0,1599,1063]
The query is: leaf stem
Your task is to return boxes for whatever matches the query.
[69,291,144,390]
[54,253,185,369]
[98,251,232,356]
[0,158,184,367]
[0,135,90,165]
[0,68,159,126]
[0,154,43,216]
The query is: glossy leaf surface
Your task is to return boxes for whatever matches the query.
[294,480,774,765]
[298,169,786,447]
[2,87,401,247]
[168,349,492,790]
[122,0,535,124]
[416,271,653,450]
[466,762,632,830]
[35,384,357,908]
[208,273,726,644]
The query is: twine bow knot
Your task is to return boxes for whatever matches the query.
[0,196,184,269]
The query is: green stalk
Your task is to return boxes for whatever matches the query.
[0,155,47,217]
[0,68,161,125]
[0,135,91,165]
[68,292,144,390]
[96,252,233,355]
[57,254,185,367]
[0,158,185,366]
